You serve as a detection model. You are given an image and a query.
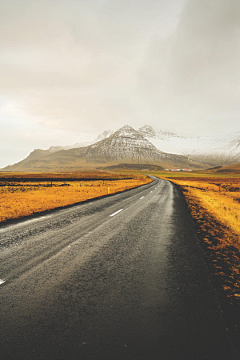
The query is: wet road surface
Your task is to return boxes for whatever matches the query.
[0,177,238,359]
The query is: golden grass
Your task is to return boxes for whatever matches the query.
[164,175,240,308]
[0,173,152,222]
[169,177,240,239]
[0,170,135,180]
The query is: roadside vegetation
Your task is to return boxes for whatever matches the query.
[161,173,240,352]
[0,171,152,223]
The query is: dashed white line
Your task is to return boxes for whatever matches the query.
[0,279,6,285]
[140,196,144,199]
[110,209,123,217]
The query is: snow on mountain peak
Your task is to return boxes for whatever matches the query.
[96,130,114,141]
[114,125,143,138]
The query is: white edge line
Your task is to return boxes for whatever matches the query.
[0,279,6,285]
[140,196,144,199]
[0,215,53,233]
[110,209,123,217]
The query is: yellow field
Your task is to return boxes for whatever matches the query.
[0,172,152,223]
[165,175,240,308]
[169,177,240,239]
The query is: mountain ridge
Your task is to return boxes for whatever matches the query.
[3,124,240,172]
[2,125,201,171]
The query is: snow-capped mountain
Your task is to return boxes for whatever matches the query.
[3,124,240,171]
[2,125,198,171]
[138,125,240,167]
[77,125,188,165]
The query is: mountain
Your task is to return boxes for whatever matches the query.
[4,124,239,172]
[81,125,188,165]
[138,125,240,167]
[2,125,201,172]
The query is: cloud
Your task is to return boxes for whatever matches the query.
[1,0,240,166]
[0,0,183,127]
[138,0,240,134]
[0,0,179,88]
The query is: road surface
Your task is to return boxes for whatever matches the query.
[0,177,238,360]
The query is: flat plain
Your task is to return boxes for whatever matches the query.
[0,171,152,223]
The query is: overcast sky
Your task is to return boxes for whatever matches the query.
[1,0,240,167]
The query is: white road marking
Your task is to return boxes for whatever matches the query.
[150,191,152,193]
[110,209,123,217]
[0,279,6,285]
[140,196,144,199]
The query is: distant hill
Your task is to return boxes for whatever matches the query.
[216,163,240,173]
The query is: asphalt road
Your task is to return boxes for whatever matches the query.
[0,177,238,360]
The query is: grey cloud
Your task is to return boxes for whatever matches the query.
[0,0,183,136]
[1,0,240,167]
[138,0,240,133]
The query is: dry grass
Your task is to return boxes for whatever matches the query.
[167,176,240,300]
[0,172,152,223]
[164,175,240,350]
[169,177,240,239]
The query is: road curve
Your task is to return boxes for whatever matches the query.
[0,177,238,360]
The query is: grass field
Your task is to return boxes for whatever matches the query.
[0,171,152,223]
[168,176,240,239]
